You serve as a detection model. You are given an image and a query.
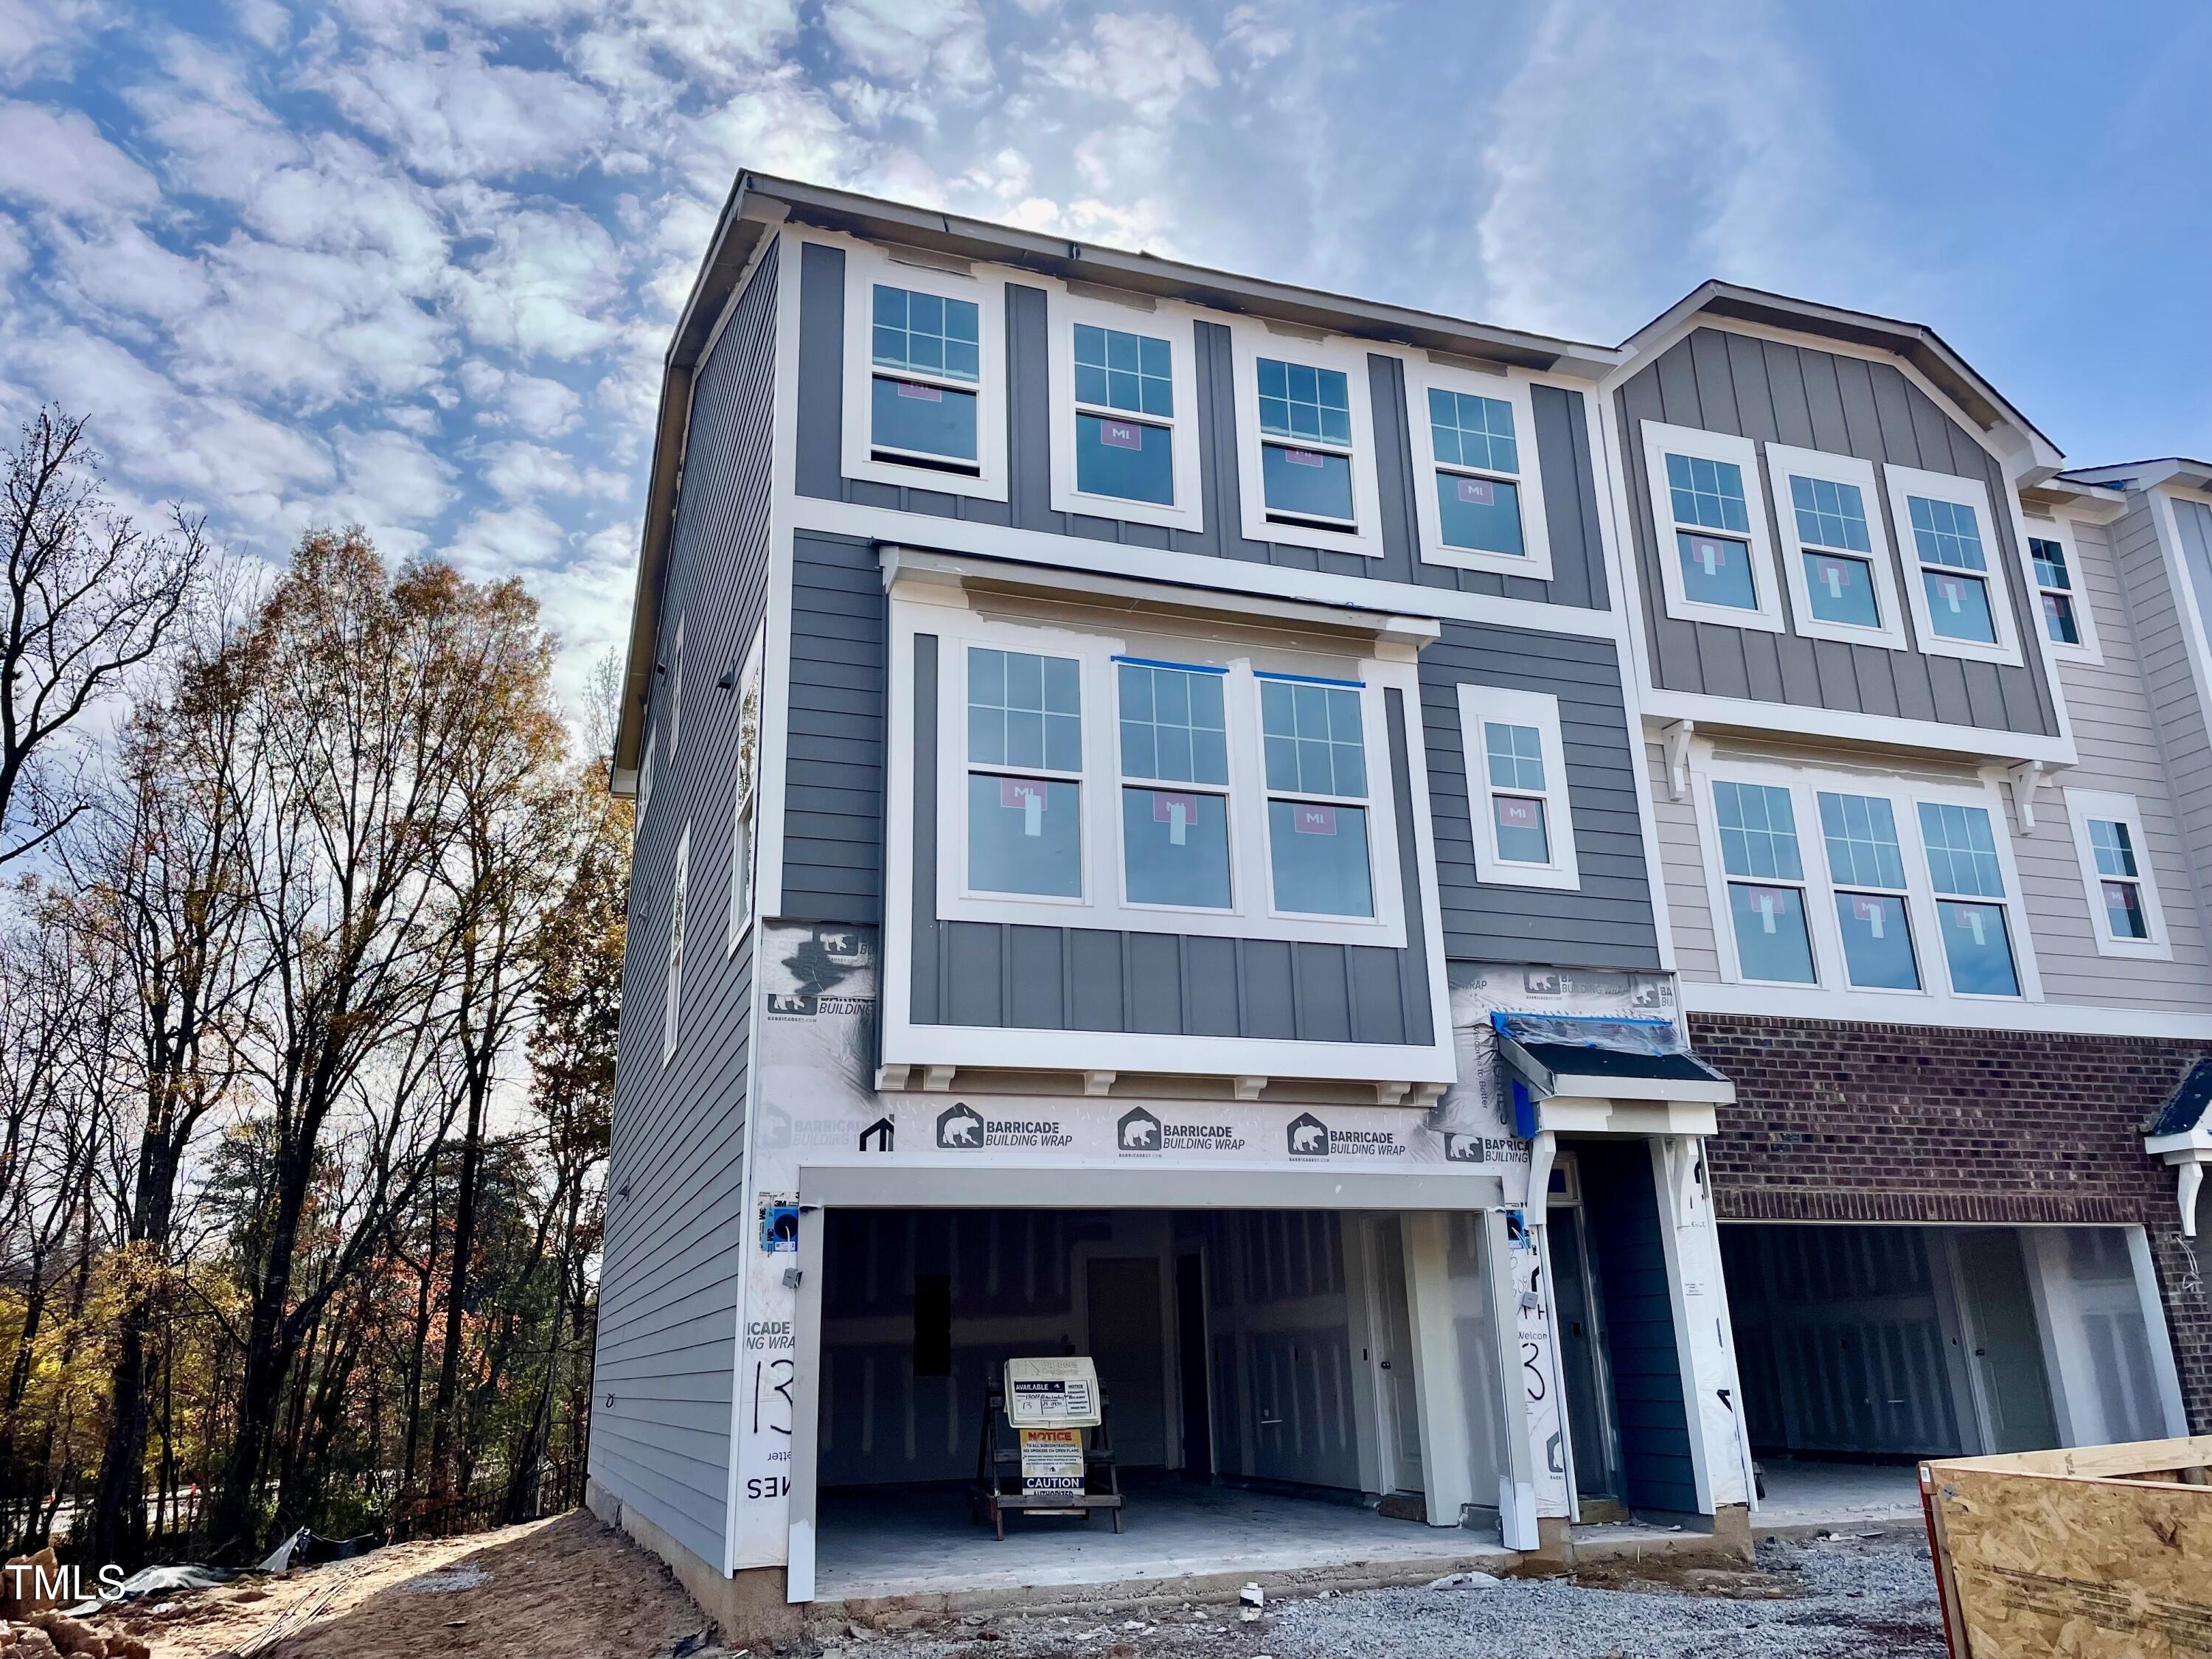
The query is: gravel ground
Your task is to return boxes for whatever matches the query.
[815,1533,1946,1659]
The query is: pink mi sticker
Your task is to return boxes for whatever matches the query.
[1100,420,1143,451]
[1692,538,1725,575]
[1852,896,1887,938]
[1750,889,1783,933]
[1495,797,1539,828]
[1284,448,1325,468]
[1939,578,1964,612]
[1153,790,1197,846]
[1293,804,1338,835]
[897,381,943,402]
[1456,478,1497,507]
[1818,560,1848,599]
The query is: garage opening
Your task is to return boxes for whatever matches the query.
[807,1206,1514,1601]
[1719,1222,2180,1523]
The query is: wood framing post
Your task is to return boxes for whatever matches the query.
[1400,1212,1475,1528]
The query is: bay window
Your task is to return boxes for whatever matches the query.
[1641,421,1783,630]
[930,611,1407,948]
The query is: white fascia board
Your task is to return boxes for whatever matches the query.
[878,1022,1459,1085]
[1638,690,2075,766]
[2144,1127,2212,1158]
[1532,1096,1721,1138]
[784,494,1629,644]
[1680,978,2212,1040]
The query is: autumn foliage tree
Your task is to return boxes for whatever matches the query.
[0,490,625,1565]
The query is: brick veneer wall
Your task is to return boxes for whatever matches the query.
[1689,1012,2212,1431]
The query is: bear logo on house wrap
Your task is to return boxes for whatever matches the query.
[1117,1107,1161,1151]
[936,1103,985,1150]
[1286,1113,1330,1158]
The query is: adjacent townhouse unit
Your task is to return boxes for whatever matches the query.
[1610,289,2212,1469]
[587,173,2212,1632]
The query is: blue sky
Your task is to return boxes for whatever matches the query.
[6,0,2211,710]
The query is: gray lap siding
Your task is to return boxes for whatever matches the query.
[591,240,778,1571]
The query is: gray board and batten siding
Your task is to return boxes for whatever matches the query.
[1618,326,2059,738]
[591,241,778,1571]
[792,237,1613,609]
[778,526,1663,1030]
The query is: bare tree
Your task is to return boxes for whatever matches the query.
[1,410,207,868]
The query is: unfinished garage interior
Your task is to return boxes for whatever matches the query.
[1720,1222,2185,1469]
[804,1203,1516,1596]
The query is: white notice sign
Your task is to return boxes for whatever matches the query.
[1005,1357,1102,1427]
[1020,1427,1085,1498]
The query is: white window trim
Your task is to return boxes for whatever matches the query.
[1046,285,1205,535]
[727,626,765,958]
[664,821,689,1065]
[1230,324,1386,560]
[2062,787,2171,960]
[638,726,656,824]
[1884,462,2025,667]
[1457,684,1579,891]
[1766,442,1909,650]
[839,238,1009,502]
[1640,420,1785,633]
[1404,358,1552,580]
[931,607,1408,950]
[2023,514,2103,667]
[1691,752,2043,1011]
[667,616,684,757]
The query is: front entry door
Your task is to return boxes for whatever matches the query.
[1367,1217,1425,1495]
[1548,1206,1622,1501]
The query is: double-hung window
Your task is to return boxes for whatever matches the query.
[1406,360,1551,578]
[663,822,689,1065]
[1116,658,1233,909]
[2064,788,2169,958]
[1641,422,1782,630]
[1259,674,1374,918]
[1884,465,2022,665]
[1457,684,1578,889]
[2025,517,2100,662]
[727,628,765,956]
[1768,445,1907,648]
[1713,780,1816,982]
[1917,801,2020,995]
[1231,329,1382,556]
[1048,290,1203,531]
[964,647,1085,900]
[840,240,1007,499]
[1818,792,1919,990]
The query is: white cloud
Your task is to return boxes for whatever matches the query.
[476,439,625,504]
[1477,0,1873,338]
[313,39,611,181]
[823,0,992,96]
[447,205,623,359]
[452,502,567,577]
[1030,12,1218,122]
[0,100,159,219]
[0,0,111,88]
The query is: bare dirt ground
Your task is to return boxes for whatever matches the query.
[132,1511,717,1659]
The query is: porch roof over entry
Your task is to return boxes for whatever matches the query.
[1493,1012,1735,1140]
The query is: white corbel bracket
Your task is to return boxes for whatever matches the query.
[2006,759,2050,830]
[1663,720,1696,803]
[2152,1148,2212,1238]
